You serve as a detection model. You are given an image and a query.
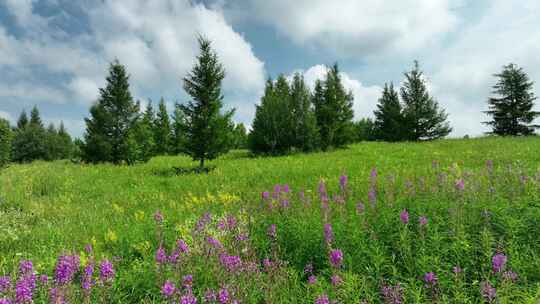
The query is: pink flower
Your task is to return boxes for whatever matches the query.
[400,210,409,224]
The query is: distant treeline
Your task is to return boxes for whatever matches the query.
[0,38,538,168]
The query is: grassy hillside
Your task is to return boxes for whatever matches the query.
[1,137,539,303]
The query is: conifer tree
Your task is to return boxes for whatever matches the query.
[171,103,186,155]
[154,98,172,155]
[400,61,451,141]
[12,107,47,162]
[180,36,235,168]
[16,110,28,129]
[44,123,59,160]
[0,118,13,167]
[374,83,404,141]
[315,64,355,150]
[56,122,74,159]
[82,60,140,164]
[290,73,319,152]
[354,118,376,142]
[232,123,248,149]
[484,63,539,136]
[29,106,43,128]
[130,102,156,163]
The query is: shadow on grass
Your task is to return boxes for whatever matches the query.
[152,166,216,177]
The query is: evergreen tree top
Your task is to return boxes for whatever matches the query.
[30,106,43,128]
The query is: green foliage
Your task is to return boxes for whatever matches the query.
[354,118,376,142]
[400,61,452,141]
[290,72,319,152]
[170,103,187,155]
[82,60,141,164]
[154,98,172,155]
[16,110,28,129]
[180,36,235,168]
[231,123,248,149]
[315,64,355,150]
[0,118,13,167]
[11,107,48,163]
[484,63,540,136]
[374,83,405,141]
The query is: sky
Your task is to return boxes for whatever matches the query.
[0,0,539,138]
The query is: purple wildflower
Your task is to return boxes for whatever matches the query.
[331,274,343,286]
[38,275,48,285]
[177,239,189,254]
[161,280,176,298]
[304,263,313,274]
[54,255,80,285]
[220,254,242,272]
[81,263,94,291]
[49,287,65,304]
[156,245,167,264]
[261,191,269,200]
[0,276,10,293]
[324,223,333,244]
[381,283,404,304]
[15,279,33,304]
[419,216,428,227]
[207,237,222,249]
[368,188,376,206]
[315,294,330,304]
[84,244,93,254]
[205,289,217,302]
[339,175,348,192]
[18,260,33,277]
[480,281,496,303]
[183,274,193,288]
[218,288,229,304]
[452,266,462,274]
[356,201,365,214]
[154,210,164,224]
[0,298,11,304]
[283,184,290,193]
[329,249,343,268]
[502,270,518,282]
[492,253,507,273]
[370,167,378,180]
[281,199,290,208]
[267,224,277,240]
[308,275,317,285]
[263,258,272,270]
[99,259,114,283]
[399,210,409,224]
[423,272,437,285]
[455,179,465,192]
[180,293,197,304]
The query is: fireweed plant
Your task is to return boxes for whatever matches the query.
[1,139,540,302]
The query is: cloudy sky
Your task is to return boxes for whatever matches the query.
[1,0,539,138]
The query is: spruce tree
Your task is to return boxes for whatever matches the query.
[82,60,140,164]
[154,98,172,155]
[400,61,451,141]
[171,103,186,155]
[29,106,43,128]
[374,83,404,141]
[290,73,319,152]
[44,123,59,160]
[232,123,248,149]
[57,122,74,159]
[130,103,156,163]
[0,118,13,167]
[12,107,47,162]
[180,36,234,168]
[315,64,355,150]
[16,110,28,129]
[484,63,539,136]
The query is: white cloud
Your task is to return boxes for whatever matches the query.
[0,110,13,122]
[228,0,458,58]
[293,65,381,119]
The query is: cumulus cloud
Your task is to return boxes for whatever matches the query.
[226,0,458,58]
[291,65,382,119]
[0,110,13,122]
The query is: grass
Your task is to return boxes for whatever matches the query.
[1,136,540,303]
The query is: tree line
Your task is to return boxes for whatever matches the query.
[0,38,538,168]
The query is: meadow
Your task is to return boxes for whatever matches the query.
[1,137,540,303]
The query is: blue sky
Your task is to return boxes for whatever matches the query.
[1,0,539,138]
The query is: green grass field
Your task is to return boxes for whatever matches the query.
[1,137,540,303]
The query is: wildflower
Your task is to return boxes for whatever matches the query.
[308,275,317,285]
[331,274,343,286]
[99,259,114,283]
[329,249,343,268]
[18,260,33,277]
[220,254,242,272]
[370,167,378,180]
[162,280,176,298]
[54,255,80,285]
[263,258,272,270]
[205,289,217,302]
[452,266,462,274]
[183,274,193,289]
[502,270,518,282]
[218,288,229,304]
[261,191,270,200]
[381,283,404,304]
[455,179,465,192]
[304,263,313,274]
[226,215,237,229]
[368,188,376,206]
[156,245,167,264]
[324,224,333,244]
[480,281,496,303]
[423,272,437,285]
[217,220,227,230]
[267,224,277,240]
[49,287,65,304]
[15,278,33,304]
[0,276,10,293]
[81,263,94,291]
[0,298,11,304]
[207,237,222,249]
[339,175,348,192]
[84,244,93,254]
[177,239,189,254]
[154,210,164,224]
[236,234,248,242]
[281,199,290,208]
[399,210,409,224]
[315,294,330,304]
[318,180,327,196]
[283,184,290,193]
[356,201,365,214]
[180,293,197,304]
[492,253,507,273]
[418,216,428,226]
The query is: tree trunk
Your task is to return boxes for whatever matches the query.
[199,158,205,169]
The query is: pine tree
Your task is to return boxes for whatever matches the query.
[82,60,140,164]
[315,64,355,150]
[374,83,404,141]
[29,106,43,128]
[154,98,172,155]
[44,123,59,160]
[484,63,539,136]
[16,110,28,129]
[180,36,235,168]
[171,103,186,155]
[290,73,319,152]
[0,118,13,167]
[56,122,74,159]
[248,77,293,155]
[12,107,47,162]
[400,61,451,141]
[130,103,156,163]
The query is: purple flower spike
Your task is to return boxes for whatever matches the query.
[329,249,343,268]
[267,224,277,240]
[492,253,507,273]
[323,223,333,244]
[161,280,176,298]
[423,272,437,285]
[308,275,317,285]
[99,259,114,283]
[315,294,330,304]
[154,210,164,224]
[419,216,428,226]
[218,288,229,304]
[400,210,409,224]
[480,281,496,303]
[0,276,11,293]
